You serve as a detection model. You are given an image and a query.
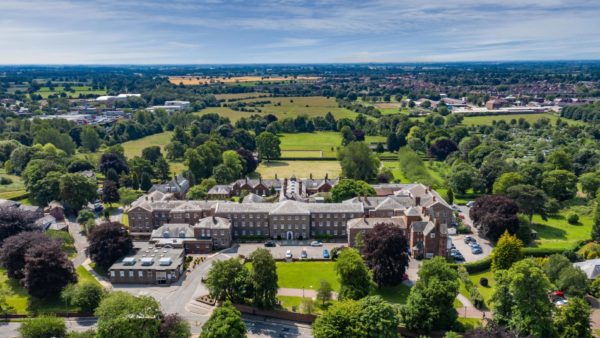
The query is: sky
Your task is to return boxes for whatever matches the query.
[1,0,599,64]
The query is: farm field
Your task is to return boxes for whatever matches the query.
[169,76,320,85]
[35,85,107,98]
[121,131,173,158]
[215,92,271,101]
[256,160,341,179]
[196,96,361,122]
[279,132,386,158]
[460,113,566,126]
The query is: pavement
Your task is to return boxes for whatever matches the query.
[233,242,341,260]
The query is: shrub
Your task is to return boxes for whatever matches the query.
[0,176,13,185]
[578,242,600,260]
[469,286,485,309]
[567,213,580,225]
[480,277,488,287]
[590,278,600,298]
[463,257,492,273]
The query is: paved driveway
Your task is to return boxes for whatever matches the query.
[234,242,343,260]
[450,205,493,263]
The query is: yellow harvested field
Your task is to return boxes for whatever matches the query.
[215,92,271,100]
[169,76,320,85]
[374,102,402,109]
[257,161,341,179]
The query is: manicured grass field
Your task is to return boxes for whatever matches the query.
[280,150,324,158]
[215,92,271,100]
[121,131,173,158]
[279,132,386,158]
[382,161,408,182]
[197,96,360,122]
[0,169,26,198]
[35,85,107,99]
[530,211,593,249]
[275,261,340,291]
[372,284,411,304]
[459,269,495,310]
[256,161,341,179]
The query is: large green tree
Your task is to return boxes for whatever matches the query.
[250,248,278,309]
[491,231,523,271]
[19,316,67,338]
[335,248,372,300]
[200,301,246,338]
[541,169,577,201]
[59,173,97,213]
[256,132,281,162]
[330,179,375,202]
[505,184,548,222]
[95,292,162,338]
[553,296,592,338]
[593,189,600,242]
[205,258,250,303]
[338,141,380,181]
[81,127,101,152]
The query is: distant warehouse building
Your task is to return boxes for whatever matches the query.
[108,243,185,285]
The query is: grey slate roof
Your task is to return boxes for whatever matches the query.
[195,216,231,229]
[411,221,429,233]
[574,259,600,279]
[242,193,266,203]
[109,243,184,271]
[151,224,194,239]
[347,217,406,229]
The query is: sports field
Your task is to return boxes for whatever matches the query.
[35,85,107,98]
[279,132,386,158]
[196,96,360,122]
[257,160,341,179]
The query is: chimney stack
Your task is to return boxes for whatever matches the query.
[415,196,420,206]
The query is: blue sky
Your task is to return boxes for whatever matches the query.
[1,0,599,64]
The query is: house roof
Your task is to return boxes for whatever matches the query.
[208,185,232,195]
[151,223,194,239]
[195,216,231,229]
[242,193,266,203]
[347,217,406,229]
[270,200,311,215]
[411,221,429,233]
[574,259,600,279]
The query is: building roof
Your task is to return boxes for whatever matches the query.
[109,243,184,271]
[270,200,311,215]
[151,224,194,239]
[347,217,406,229]
[149,174,190,195]
[208,185,232,195]
[215,202,274,213]
[195,216,231,229]
[574,259,600,279]
[242,193,266,203]
[411,221,429,233]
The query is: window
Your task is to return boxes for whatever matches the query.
[288,224,292,230]
[221,230,225,236]
[111,271,115,277]
[250,214,254,219]
[334,230,338,235]
[295,216,299,220]
[327,213,331,218]
[431,233,436,238]
[249,222,253,227]
[257,230,261,235]
[242,230,246,235]
[327,221,330,227]
[242,221,246,227]
[274,216,278,221]
[342,230,346,235]
[334,221,338,227]
[138,271,143,277]
[119,271,124,277]
[274,224,278,230]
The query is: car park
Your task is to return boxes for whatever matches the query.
[471,246,482,254]
[464,235,474,244]
[323,249,330,259]
[310,241,323,247]
[264,241,276,247]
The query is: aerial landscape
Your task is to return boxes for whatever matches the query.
[1,1,600,338]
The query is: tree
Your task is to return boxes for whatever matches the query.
[140,172,153,192]
[301,297,316,314]
[34,128,76,155]
[428,138,458,161]
[200,301,246,338]
[316,280,333,306]
[338,142,380,181]
[106,168,119,184]
[553,297,592,338]
[102,180,120,206]
[95,292,162,338]
[330,179,375,202]
[22,159,65,205]
[543,254,572,283]
[541,169,577,201]
[61,281,105,312]
[505,184,548,222]
[156,157,170,181]
[593,190,600,242]
[22,240,77,298]
[335,248,372,300]
[141,146,162,163]
[205,258,250,303]
[492,172,524,195]
[556,266,589,297]
[362,223,410,287]
[400,257,458,332]
[340,126,356,146]
[359,296,400,338]
[491,258,554,337]
[0,232,50,278]
[19,316,67,338]
[580,172,600,198]
[256,132,280,162]
[545,149,572,171]
[237,148,258,175]
[312,300,363,338]
[491,231,523,271]
[187,178,217,200]
[447,162,478,195]
[68,159,95,173]
[59,173,97,213]
[88,222,133,270]
[463,320,519,338]
[387,133,402,152]
[446,188,454,205]
[0,207,38,243]
[99,152,129,175]
[77,209,95,224]
[250,248,278,309]
[470,195,520,242]
[81,127,101,152]
[159,313,191,338]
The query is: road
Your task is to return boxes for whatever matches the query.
[0,318,97,338]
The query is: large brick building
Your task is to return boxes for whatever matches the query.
[124,183,452,257]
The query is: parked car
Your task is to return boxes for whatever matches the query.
[471,246,483,254]
[310,241,323,247]
[323,249,330,259]
[466,201,475,208]
[264,241,276,247]
[464,235,474,244]
[451,204,461,212]
[285,250,292,259]
[301,248,308,259]
[469,241,480,248]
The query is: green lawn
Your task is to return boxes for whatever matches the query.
[279,132,385,158]
[459,270,495,310]
[275,261,340,291]
[121,131,173,158]
[382,161,408,182]
[256,161,341,179]
[196,96,361,122]
[461,113,584,126]
[0,169,26,199]
[530,202,593,249]
[371,284,411,304]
